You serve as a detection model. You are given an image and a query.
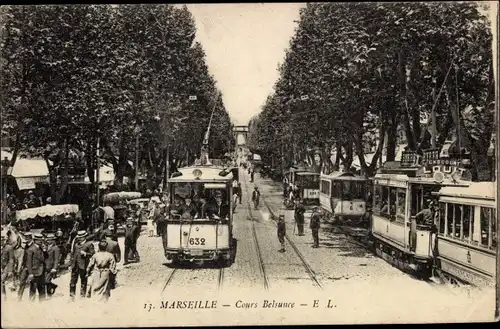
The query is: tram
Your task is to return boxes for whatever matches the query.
[371,149,471,278]
[163,165,236,266]
[434,181,496,286]
[320,171,371,224]
[285,166,320,206]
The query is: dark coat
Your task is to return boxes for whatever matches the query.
[208,203,230,219]
[277,221,286,237]
[1,243,15,273]
[26,243,45,277]
[70,240,95,270]
[44,243,61,272]
[252,190,260,201]
[310,213,321,230]
[105,238,121,263]
[294,204,306,222]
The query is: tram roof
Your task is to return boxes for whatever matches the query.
[438,181,495,200]
[321,171,365,181]
[168,165,233,183]
[296,171,320,176]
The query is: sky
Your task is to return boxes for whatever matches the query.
[186,3,304,126]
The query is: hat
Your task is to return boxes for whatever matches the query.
[64,214,72,219]
[22,232,33,240]
[45,233,56,240]
[75,230,88,239]
[33,233,44,240]
[254,186,258,189]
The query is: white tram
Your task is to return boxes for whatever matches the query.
[163,165,236,266]
[371,150,470,277]
[320,171,370,223]
[434,182,496,286]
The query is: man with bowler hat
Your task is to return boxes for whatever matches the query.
[69,230,95,301]
[26,233,46,301]
[16,232,33,301]
[44,233,60,297]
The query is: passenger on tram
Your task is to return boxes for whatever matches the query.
[181,197,199,219]
[207,192,229,220]
[415,199,434,226]
[170,196,185,219]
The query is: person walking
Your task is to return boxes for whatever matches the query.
[1,234,14,301]
[252,186,260,210]
[44,233,60,298]
[16,232,33,301]
[69,230,95,301]
[26,234,46,302]
[277,215,286,253]
[237,182,242,205]
[124,218,140,264]
[294,198,306,236]
[86,240,117,302]
[310,207,321,248]
[104,231,121,290]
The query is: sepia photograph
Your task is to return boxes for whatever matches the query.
[0,2,499,327]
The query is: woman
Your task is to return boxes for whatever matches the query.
[86,240,116,302]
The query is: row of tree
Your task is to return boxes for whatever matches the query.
[1,5,234,202]
[247,2,495,179]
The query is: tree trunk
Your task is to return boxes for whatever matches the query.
[55,140,70,204]
[386,114,398,162]
[399,49,415,150]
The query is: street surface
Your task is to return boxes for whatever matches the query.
[1,171,495,327]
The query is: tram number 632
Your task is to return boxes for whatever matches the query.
[189,237,206,245]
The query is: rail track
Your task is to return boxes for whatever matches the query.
[245,176,323,291]
[161,267,226,293]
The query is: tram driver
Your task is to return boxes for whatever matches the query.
[207,191,229,220]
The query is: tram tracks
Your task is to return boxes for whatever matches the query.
[161,266,226,293]
[245,176,322,291]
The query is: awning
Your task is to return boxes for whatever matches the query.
[2,150,50,190]
[102,192,142,204]
[16,204,80,220]
[99,206,115,220]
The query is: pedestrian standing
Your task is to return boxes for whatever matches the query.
[26,234,46,301]
[250,169,255,183]
[16,232,33,301]
[1,234,14,301]
[310,207,321,248]
[294,198,306,236]
[104,231,121,290]
[44,233,60,298]
[86,240,116,302]
[124,218,140,264]
[69,230,95,301]
[237,182,242,204]
[277,215,286,252]
[252,186,260,210]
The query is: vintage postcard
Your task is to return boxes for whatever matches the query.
[0,2,499,327]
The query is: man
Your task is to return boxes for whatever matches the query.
[192,195,205,218]
[415,199,434,226]
[44,233,60,298]
[294,198,306,236]
[250,169,255,183]
[149,200,161,236]
[310,207,321,248]
[69,230,95,301]
[182,196,198,219]
[16,232,33,301]
[277,215,286,253]
[208,193,229,220]
[237,182,242,205]
[1,234,14,300]
[169,196,185,219]
[104,231,121,289]
[26,234,46,301]
[252,186,260,210]
[99,221,118,242]
[124,219,140,264]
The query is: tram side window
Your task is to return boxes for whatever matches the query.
[446,203,454,237]
[389,188,396,216]
[462,205,473,241]
[321,180,330,195]
[342,181,352,200]
[380,186,390,215]
[332,182,341,199]
[438,202,446,234]
[396,188,406,222]
[480,207,496,249]
[374,185,382,210]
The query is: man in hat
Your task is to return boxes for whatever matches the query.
[310,207,321,248]
[415,199,434,226]
[69,230,95,301]
[294,198,306,236]
[16,232,33,300]
[277,214,286,253]
[149,200,161,236]
[1,233,15,300]
[208,192,229,220]
[124,218,140,264]
[44,233,60,298]
[252,186,260,210]
[26,233,46,301]
[104,231,121,289]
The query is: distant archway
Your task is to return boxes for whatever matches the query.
[233,125,249,146]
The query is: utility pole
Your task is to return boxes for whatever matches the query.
[495,6,500,320]
[134,130,140,191]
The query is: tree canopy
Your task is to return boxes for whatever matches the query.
[1,4,234,201]
[247,2,494,179]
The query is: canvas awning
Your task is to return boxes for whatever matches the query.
[16,204,79,221]
[1,150,50,190]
